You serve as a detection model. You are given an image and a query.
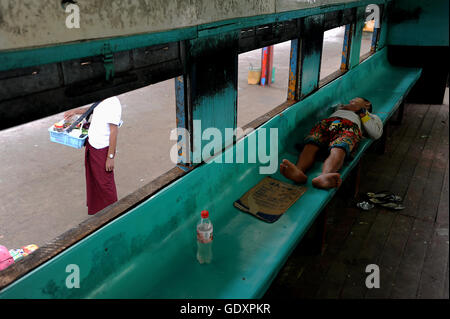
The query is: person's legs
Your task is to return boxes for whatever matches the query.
[297,143,321,172]
[312,119,361,189]
[280,144,320,183]
[322,147,346,173]
[85,142,118,215]
[311,147,345,189]
[280,118,331,183]
[85,141,93,208]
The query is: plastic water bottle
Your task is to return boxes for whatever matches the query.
[197,210,213,264]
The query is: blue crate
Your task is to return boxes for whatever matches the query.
[48,126,87,149]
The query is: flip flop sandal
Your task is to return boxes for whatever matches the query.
[368,195,403,205]
[366,191,402,202]
[366,191,402,201]
[375,201,405,210]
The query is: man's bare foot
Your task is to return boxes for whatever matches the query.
[279,159,307,183]
[312,173,342,189]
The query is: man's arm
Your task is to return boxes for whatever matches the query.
[64,107,89,120]
[105,124,119,172]
[341,105,383,139]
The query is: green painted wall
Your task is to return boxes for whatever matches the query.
[188,32,239,164]
[0,0,386,72]
[300,15,324,97]
[348,6,366,68]
[387,0,449,46]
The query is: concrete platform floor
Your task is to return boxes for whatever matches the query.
[0,28,370,252]
[264,89,449,299]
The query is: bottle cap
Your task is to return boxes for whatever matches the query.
[54,121,64,129]
[201,210,209,218]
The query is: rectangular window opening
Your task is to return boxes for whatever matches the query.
[237,41,291,131]
[320,25,347,86]
[0,78,178,250]
[360,4,381,62]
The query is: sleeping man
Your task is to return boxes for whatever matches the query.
[280,97,383,189]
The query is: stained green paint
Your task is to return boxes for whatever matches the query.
[192,85,238,163]
[300,15,324,98]
[377,2,389,51]
[0,48,421,299]
[0,27,197,72]
[348,6,365,69]
[188,33,239,164]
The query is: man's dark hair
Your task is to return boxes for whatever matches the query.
[361,97,372,112]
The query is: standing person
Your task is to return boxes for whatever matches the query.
[64,96,122,215]
[280,97,383,189]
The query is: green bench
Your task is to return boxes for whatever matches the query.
[0,47,421,299]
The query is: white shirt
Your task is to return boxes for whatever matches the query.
[88,97,122,149]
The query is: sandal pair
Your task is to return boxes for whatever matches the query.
[366,191,405,210]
